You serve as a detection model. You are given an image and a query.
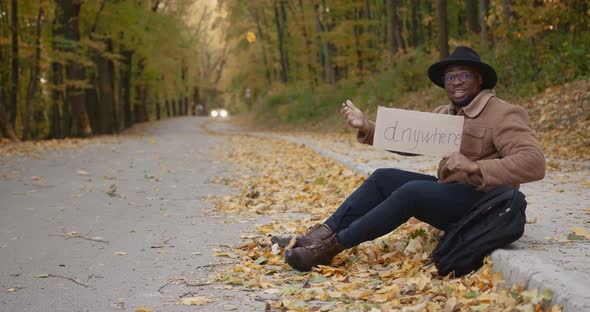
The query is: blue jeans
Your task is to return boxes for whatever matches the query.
[324,168,484,248]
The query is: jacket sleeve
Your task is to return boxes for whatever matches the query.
[356,121,376,145]
[474,106,545,187]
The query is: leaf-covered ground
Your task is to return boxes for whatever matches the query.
[520,80,590,162]
[209,135,561,312]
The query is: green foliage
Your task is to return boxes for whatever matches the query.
[259,50,435,122]
[231,0,590,125]
[492,31,590,96]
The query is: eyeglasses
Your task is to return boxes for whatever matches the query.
[443,72,473,85]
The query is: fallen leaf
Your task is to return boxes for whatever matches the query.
[206,133,565,312]
[444,297,459,312]
[464,291,480,299]
[5,288,16,292]
[76,170,89,176]
[223,304,239,310]
[570,227,590,239]
[33,274,49,278]
[540,288,553,301]
[113,252,128,256]
[135,307,152,312]
[180,296,213,305]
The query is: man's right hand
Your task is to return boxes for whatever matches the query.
[340,100,370,133]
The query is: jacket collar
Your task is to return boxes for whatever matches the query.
[453,89,495,117]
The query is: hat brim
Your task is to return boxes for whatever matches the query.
[428,59,497,89]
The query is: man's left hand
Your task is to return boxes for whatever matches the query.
[443,152,481,175]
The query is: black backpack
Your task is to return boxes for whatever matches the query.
[430,185,527,277]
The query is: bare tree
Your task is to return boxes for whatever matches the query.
[24,0,44,139]
[273,0,289,83]
[9,0,18,128]
[438,0,449,59]
[479,0,488,47]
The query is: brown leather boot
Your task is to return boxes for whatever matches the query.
[295,223,334,248]
[271,223,333,248]
[284,234,345,272]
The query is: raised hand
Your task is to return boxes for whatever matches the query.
[340,100,370,133]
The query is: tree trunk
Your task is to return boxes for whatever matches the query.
[437,0,449,59]
[133,58,148,123]
[179,96,184,116]
[57,0,92,137]
[171,99,177,116]
[120,48,133,128]
[410,0,423,47]
[24,0,43,140]
[425,0,434,51]
[502,0,512,28]
[386,0,397,57]
[0,2,17,141]
[165,99,170,117]
[312,2,335,84]
[0,0,8,121]
[297,0,316,88]
[393,0,405,53]
[50,7,64,139]
[353,6,363,76]
[466,0,480,34]
[193,86,207,115]
[96,39,117,134]
[479,0,488,48]
[273,0,289,83]
[9,0,18,127]
[0,100,19,141]
[85,86,99,132]
[155,93,161,120]
[134,86,148,122]
[250,8,272,86]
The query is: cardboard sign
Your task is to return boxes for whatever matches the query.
[373,107,464,156]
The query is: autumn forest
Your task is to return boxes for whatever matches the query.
[0,0,588,142]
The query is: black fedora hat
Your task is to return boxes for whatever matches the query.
[428,46,497,89]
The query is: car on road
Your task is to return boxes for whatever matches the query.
[210,108,229,118]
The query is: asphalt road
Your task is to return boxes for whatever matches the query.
[0,117,265,312]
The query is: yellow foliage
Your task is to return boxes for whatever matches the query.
[208,134,562,311]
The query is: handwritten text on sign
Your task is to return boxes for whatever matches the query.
[373,107,464,157]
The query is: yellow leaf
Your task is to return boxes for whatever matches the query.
[246,31,256,43]
[444,297,459,312]
[113,252,128,256]
[570,227,590,239]
[181,296,213,305]
[135,307,152,312]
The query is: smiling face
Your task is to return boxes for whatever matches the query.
[444,64,483,105]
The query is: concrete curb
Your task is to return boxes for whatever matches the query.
[248,131,590,312]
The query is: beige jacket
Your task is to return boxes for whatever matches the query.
[358,90,546,191]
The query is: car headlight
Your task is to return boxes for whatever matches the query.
[210,110,219,117]
[219,109,228,118]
